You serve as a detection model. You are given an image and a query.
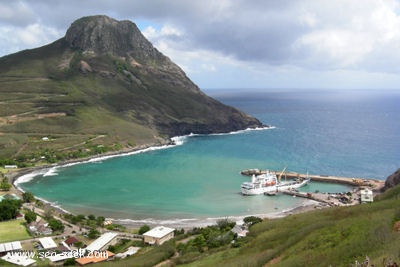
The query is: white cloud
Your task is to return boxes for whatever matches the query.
[0,23,62,55]
[0,0,35,26]
[1,0,400,89]
[293,0,400,71]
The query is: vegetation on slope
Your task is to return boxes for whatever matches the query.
[174,185,400,267]
[51,182,398,267]
[0,15,262,167]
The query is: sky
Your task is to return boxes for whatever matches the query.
[1,0,400,90]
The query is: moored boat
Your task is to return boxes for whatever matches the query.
[240,169,309,195]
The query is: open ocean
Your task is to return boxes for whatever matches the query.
[17,89,400,225]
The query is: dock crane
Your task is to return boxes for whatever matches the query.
[277,166,287,182]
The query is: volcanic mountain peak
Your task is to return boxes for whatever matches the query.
[65,15,162,62]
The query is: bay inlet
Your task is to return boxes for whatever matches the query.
[16,90,400,226]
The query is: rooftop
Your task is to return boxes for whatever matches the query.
[65,236,79,245]
[2,252,36,266]
[75,250,114,265]
[143,226,175,239]
[85,232,118,252]
[0,241,22,253]
[39,237,57,250]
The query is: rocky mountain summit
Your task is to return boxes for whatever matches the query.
[65,15,163,62]
[0,15,262,163]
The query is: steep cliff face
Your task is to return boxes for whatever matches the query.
[0,15,263,162]
[65,16,164,63]
[382,168,400,191]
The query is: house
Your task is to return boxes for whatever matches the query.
[143,226,175,245]
[28,219,52,235]
[4,165,18,169]
[85,232,118,252]
[115,246,140,259]
[231,225,249,238]
[0,241,22,256]
[2,252,36,266]
[39,237,57,250]
[65,236,80,247]
[75,251,115,266]
[0,193,20,202]
[360,188,374,203]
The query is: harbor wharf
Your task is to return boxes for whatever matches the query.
[240,169,385,190]
[279,189,357,207]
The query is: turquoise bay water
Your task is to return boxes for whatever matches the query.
[18,89,400,222]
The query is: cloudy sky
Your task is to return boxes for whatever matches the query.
[1,0,400,90]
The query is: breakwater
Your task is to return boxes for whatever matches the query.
[241,169,384,189]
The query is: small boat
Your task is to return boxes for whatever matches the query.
[240,168,310,196]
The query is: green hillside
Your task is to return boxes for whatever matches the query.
[90,182,399,267]
[0,39,157,165]
[175,186,400,267]
[0,16,262,167]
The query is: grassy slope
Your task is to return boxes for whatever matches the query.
[0,35,261,165]
[56,185,400,267]
[0,40,160,163]
[0,219,31,242]
[177,186,400,267]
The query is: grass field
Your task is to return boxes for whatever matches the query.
[0,220,31,242]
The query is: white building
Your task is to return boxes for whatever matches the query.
[0,241,22,254]
[360,188,374,203]
[143,226,175,245]
[85,232,118,252]
[2,253,36,266]
[39,237,57,250]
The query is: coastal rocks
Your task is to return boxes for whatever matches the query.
[79,60,92,73]
[382,168,400,192]
[393,220,400,232]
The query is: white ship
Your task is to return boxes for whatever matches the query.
[240,169,310,195]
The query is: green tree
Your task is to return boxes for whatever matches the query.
[138,224,150,235]
[24,210,37,224]
[192,235,207,252]
[88,228,100,239]
[0,199,22,221]
[63,258,76,266]
[77,214,85,221]
[243,216,263,226]
[0,177,11,191]
[216,218,236,231]
[48,218,64,232]
[96,216,105,226]
[22,191,35,203]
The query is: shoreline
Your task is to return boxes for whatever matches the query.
[10,125,273,187]
[8,126,289,228]
[10,137,178,187]
[111,199,326,230]
[7,138,182,219]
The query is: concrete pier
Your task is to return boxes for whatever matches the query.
[241,169,384,190]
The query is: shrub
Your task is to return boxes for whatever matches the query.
[24,210,37,224]
[138,224,150,235]
[244,216,263,226]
